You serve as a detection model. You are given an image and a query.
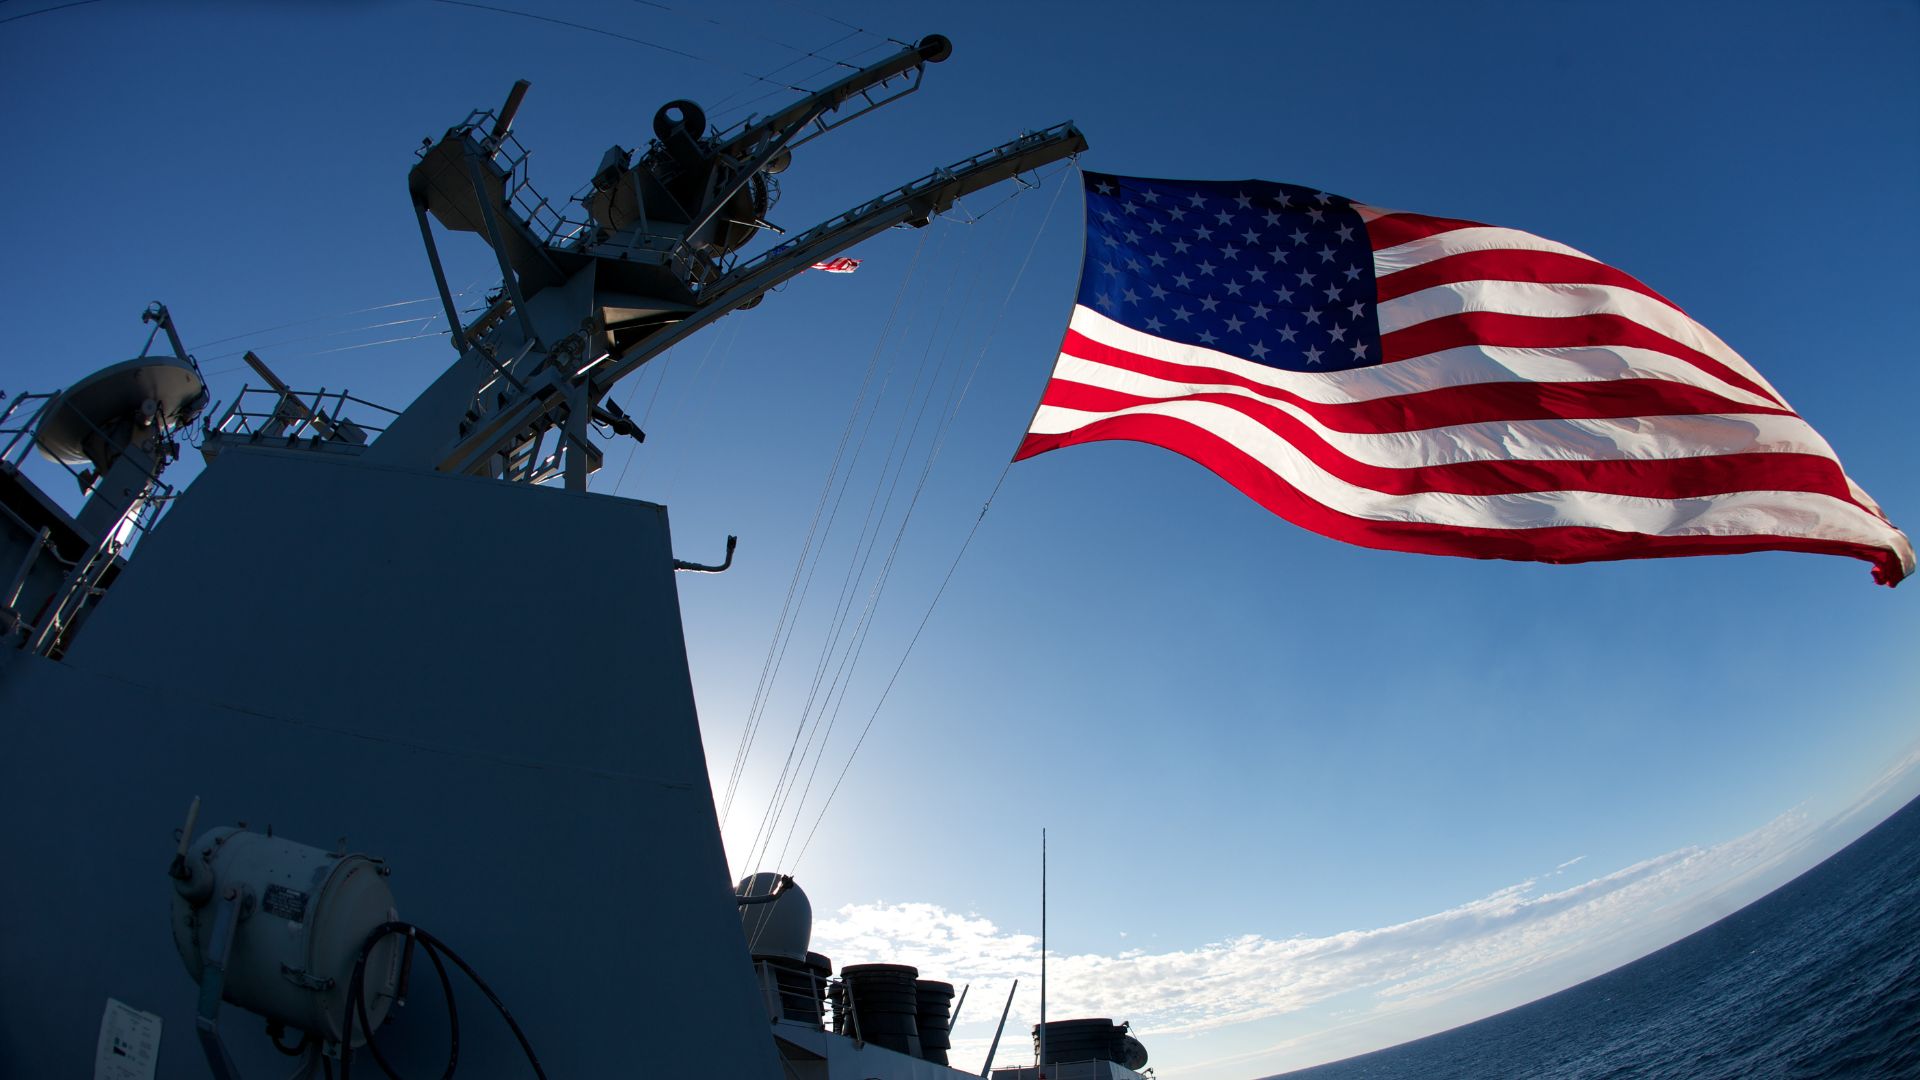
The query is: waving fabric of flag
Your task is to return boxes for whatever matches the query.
[1016,172,1913,585]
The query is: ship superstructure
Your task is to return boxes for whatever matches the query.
[0,36,1101,1079]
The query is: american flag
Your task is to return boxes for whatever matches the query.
[1016,172,1913,585]
[811,257,861,273]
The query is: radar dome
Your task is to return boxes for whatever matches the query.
[736,872,811,961]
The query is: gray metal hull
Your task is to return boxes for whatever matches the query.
[0,445,781,1076]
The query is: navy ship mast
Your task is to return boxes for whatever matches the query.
[368,35,1085,491]
[0,32,1101,1080]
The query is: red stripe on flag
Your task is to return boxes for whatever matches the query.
[1059,330,1787,433]
[1014,415,1905,584]
[1035,378,1861,504]
[1374,249,1680,311]
[1379,311,1786,408]
[1364,211,1490,251]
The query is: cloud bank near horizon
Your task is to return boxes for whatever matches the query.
[810,804,1840,1075]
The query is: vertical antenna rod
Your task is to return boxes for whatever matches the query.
[1039,827,1047,1078]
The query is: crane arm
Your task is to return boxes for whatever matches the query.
[591,121,1087,391]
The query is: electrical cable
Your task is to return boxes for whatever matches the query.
[340,921,546,1080]
[269,1025,313,1056]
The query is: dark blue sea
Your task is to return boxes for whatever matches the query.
[1273,793,1920,1080]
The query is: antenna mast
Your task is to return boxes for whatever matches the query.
[373,35,1087,491]
[1039,826,1047,1078]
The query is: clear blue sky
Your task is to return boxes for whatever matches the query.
[4,2,1916,1076]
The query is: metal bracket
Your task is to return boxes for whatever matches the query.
[281,964,337,992]
[193,886,252,1080]
[673,534,737,574]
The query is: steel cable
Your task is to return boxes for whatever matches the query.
[733,225,951,876]
[792,168,1074,869]
[717,224,932,831]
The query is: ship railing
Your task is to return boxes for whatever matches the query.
[725,123,1074,287]
[568,223,726,286]
[205,386,397,448]
[0,389,179,655]
[990,1062,1137,1080]
[0,389,178,515]
[430,109,580,247]
[25,496,153,657]
[0,391,60,469]
[750,958,834,1032]
[444,108,736,288]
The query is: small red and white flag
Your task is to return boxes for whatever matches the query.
[810,257,862,274]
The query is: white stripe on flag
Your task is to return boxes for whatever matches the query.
[1045,353,1841,467]
[1027,398,1900,546]
[1372,226,1599,276]
[1067,307,1780,410]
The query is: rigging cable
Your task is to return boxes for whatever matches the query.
[196,283,490,375]
[763,195,1021,872]
[602,341,677,497]
[720,227,934,845]
[189,297,443,353]
[650,315,748,504]
[791,166,1076,870]
[701,3,914,123]
[744,216,985,877]
[732,221,966,876]
[749,167,1073,876]
[624,0,868,73]
[430,0,812,93]
[773,0,913,47]
[625,313,744,496]
[0,0,103,26]
[717,224,934,834]
[706,37,898,129]
[768,191,1034,869]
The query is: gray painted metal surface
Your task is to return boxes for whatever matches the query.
[0,36,1094,1075]
[0,445,780,1077]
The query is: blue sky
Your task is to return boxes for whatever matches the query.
[4,1,1916,1076]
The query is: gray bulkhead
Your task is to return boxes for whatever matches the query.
[0,444,782,1077]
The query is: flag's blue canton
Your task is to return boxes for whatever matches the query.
[1078,172,1382,373]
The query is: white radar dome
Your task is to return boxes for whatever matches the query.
[736,871,811,961]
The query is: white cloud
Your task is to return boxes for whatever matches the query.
[1832,740,1920,832]
[810,807,1828,1077]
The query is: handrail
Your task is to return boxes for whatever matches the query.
[207,386,398,445]
[589,121,1086,393]
[0,392,59,467]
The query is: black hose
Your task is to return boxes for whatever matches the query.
[340,921,545,1080]
[350,925,454,1080]
[269,1023,313,1056]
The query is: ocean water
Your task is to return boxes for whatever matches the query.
[1274,794,1920,1080]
